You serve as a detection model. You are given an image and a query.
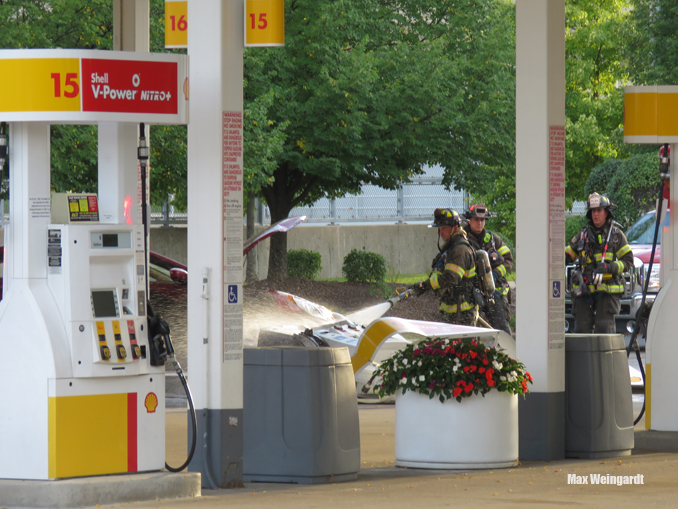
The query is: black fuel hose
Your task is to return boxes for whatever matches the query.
[164,354,198,472]
[139,124,197,471]
[626,153,668,425]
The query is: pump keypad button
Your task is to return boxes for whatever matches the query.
[116,345,127,360]
[100,346,111,361]
[98,334,106,343]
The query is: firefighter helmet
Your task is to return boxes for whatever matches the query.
[464,202,493,220]
[429,208,461,228]
[586,192,617,220]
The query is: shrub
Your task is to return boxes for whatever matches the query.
[287,249,322,279]
[565,215,588,243]
[342,248,387,283]
[584,159,623,197]
[606,152,661,229]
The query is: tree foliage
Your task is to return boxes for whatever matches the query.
[247,0,517,278]
[564,0,634,202]
[606,152,661,228]
[584,158,622,196]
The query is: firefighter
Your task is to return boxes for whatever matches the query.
[463,203,513,334]
[565,192,633,333]
[412,208,478,326]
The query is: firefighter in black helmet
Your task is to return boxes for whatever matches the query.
[411,208,478,326]
[463,203,513,335]
[565,192,633,333]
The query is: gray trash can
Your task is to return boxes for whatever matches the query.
[243,346,360,483]
[565,333,634,458]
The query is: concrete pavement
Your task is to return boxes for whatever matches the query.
[4,399,677,509]
[126,402,678,509]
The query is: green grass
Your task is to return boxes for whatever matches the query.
[321,271,515,284]
[319,273,428,285]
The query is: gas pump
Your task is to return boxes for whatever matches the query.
[624,86,678,431]
[0,49,188,480]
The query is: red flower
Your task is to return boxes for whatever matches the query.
[402,372,407,378]
[453,388,462,397]
[526,372,533,382]
[463,366,471,374]
[413,349,420,356]
[482,358,489,366]
[521,381,528,393]
[464,383,474,393]
[479,367,486,374]
[456,381,465,387]
[470,365,477,372]
[487,380,495,387]
[429,381,436,389]
[469,351,478,359]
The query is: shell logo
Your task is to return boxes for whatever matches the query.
[144,392,158,413]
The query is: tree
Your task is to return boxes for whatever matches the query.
[606,152,660,228]
[564,0,635,202]
[584,158,622,196]
[627,0,678,86]
[246,0,517,279]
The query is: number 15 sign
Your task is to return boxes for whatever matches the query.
[245,0,284,47]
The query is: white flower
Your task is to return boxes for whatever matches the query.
[403,359,408,365]
[493,361,503,370]
[400,377,407,385]
[417,361,422,367]
[500,376,507,382]
[411,377,416,384]
[419,375,426,381]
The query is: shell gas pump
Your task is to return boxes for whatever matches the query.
[625,86,678,431]
[0,49,188,480]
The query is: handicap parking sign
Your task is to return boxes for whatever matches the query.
[228,285,238,303]
[552,281,561,298]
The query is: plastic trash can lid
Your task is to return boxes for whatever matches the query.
[244,346,352,367]
[565,333,626,352]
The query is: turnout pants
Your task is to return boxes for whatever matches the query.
[572,292,621,334]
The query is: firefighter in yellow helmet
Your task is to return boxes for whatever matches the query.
[411,208,478,326]
[463,203,513,334]
[564,193,633,333]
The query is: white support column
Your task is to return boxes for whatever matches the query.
[187,0,244,488]
[102,0,149,226]
[516,0,566,460]
[7,123,51,283]
[97,123,141,224]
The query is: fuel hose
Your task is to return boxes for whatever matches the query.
[625,144,669,425]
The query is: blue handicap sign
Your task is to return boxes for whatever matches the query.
[228,285,238,304]
[553,281,561,298]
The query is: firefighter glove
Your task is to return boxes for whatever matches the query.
[488,250,504,267]
[412,282,428,296]
[595,261,619,275]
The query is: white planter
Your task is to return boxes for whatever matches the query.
[395,389,519,469]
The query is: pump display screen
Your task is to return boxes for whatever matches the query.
[102,234,118,247]
[91,290,119,318]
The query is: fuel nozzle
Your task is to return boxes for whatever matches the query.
[138,122,149,162]
[659,143,670,181]
[0,123,8,198]
[0,123,8,171]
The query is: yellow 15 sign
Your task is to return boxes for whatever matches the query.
[164,0,284,49]
[245,0,284,47]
